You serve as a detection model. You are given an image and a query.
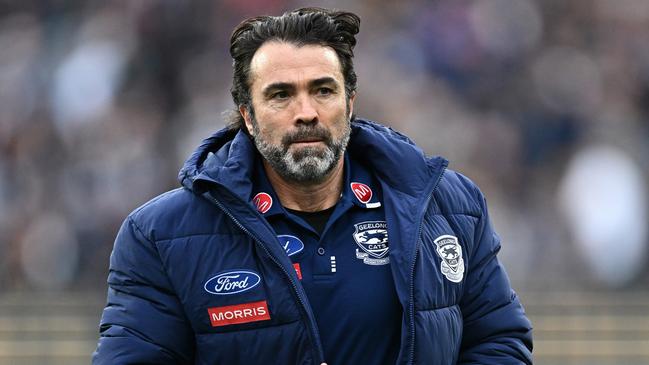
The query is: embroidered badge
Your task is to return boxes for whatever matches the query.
[277,235,304,257]
[434,235,464,283]
[351,182,372,204]
[253,192,272,214]
[207,300,270,327]
[353,221,390,265]
[204,270,261,295]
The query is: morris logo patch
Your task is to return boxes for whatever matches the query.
[207,300,270,327]
[204,270,261,295]
[433,235,464,283]
[353,221,389,265]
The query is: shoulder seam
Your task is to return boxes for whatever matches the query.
[127,216,157,247]
[131,188,186,217]
[433,172,483,218]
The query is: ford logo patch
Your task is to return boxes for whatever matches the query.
[278,235,304,257]
[204,270,261,295]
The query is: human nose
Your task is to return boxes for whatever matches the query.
[293,94,318,124]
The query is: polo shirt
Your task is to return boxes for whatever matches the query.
[251,153,402,365]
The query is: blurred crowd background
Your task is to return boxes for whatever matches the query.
[0,0,648,363]
[2,0,647,291]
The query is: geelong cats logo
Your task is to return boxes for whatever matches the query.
[434,235,464,283]
[353,221,389,265]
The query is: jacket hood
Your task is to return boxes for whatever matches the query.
[178,119,447,199]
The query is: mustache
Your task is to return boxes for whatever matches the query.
[281,126,333,145]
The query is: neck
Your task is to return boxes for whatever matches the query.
[263,158,344,212]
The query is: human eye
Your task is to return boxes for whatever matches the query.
[316,87,334,96]
[271,90,289,100]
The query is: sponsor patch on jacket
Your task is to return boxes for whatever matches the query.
[204,270,261,295]
[277,235,304,257]
[292,263,302,280]
[207,300,270,327]
[434,235,464,283]
[253,192,273,214]
[353,221,389,265]
[351,182,372,204]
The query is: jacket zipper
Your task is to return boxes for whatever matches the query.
[203,192,325,363]
[407,165,447,365]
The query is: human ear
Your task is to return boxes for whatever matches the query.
[239,105,254,135]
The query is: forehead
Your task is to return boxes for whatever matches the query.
[248,41,343,88]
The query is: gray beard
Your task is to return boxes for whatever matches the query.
[251,118,350,184]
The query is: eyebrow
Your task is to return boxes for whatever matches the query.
[309,77,338,88]
[261,77,339,97]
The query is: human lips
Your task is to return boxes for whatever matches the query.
[287,134,326,145]
[283,127,332,147]
[291,138,324,144]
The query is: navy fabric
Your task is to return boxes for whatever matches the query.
[254,152,402,365]
[284,207,333,234]
[93,119,533,365]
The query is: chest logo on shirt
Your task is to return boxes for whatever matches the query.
[204,270,261,295]
[353,221,390,265]
[351,182,373,204]
[253,192,273,214]
[277,235,304,257]
[434,235,465,283]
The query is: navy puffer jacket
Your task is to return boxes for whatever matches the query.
[93,119,533,364]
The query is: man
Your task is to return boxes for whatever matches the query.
[93,7,533,365]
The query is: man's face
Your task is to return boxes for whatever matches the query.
[241,41,355,184]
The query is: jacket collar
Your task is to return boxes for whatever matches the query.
[178,119,448,201]
[249,152,384,218]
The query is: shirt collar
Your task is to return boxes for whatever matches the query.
[341,152,383,209]
[250,152,383,217]
[250,156,284,217]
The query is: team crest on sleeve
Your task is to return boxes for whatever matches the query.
[353,221,389,265]
[433,235,464,283]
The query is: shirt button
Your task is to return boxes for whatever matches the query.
[317,247,325,256]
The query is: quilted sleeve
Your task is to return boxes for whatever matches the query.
[92,217,194,364]
[458,192,533,364]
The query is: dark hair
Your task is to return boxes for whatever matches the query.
[227,7,360,132]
